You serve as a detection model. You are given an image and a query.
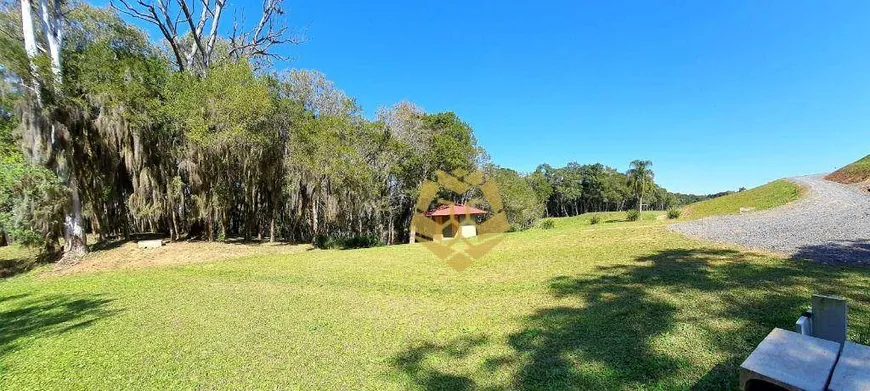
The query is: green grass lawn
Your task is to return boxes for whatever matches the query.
[1,216,869,390]
[681,180,805,220]
[826,154,870,184]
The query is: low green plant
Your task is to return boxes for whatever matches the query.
[626,209,640,221]
[589,214,602,225]
[539,219,555,229]
[667,208,682,219]
[315,235,383,250]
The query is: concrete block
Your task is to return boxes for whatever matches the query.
[795,315,812,336]
[137,239,164,249]
[740,328,840,391]
[460,224,477,238]
[828,342,870,391]
[812,294,847,344]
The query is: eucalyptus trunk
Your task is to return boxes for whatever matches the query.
[63,173,87,258]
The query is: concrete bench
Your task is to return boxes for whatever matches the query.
[741,295,868,391]
[740,328,840,391]
[137,239,164,249]
[828,342,870,391]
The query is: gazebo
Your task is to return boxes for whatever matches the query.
[422,203,488,241]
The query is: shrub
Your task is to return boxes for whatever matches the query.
[539,219,555,229]
[314,235,383,250]
[589,214,602,225]
[343,235,383,249]
[626,209,640,221]
[314,235,341,249]
[667,208,682,219]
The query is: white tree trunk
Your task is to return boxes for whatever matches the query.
[38,0,62,84]
[63,173,87,258]
[20,0,40,97]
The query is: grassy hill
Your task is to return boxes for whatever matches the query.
[681,180,805,220]
[1,212,868,389]
[825,154,870,184]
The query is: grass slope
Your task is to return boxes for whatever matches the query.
[2,215,869,390]
[825,154,870,184]
[0,245,40,277]
[681,180,805,220]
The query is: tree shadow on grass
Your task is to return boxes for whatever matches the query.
[0,293,120,359]
[510,248,867,390]
[390,248,869,389]
[508,274,681,389]
[792,239,870,266]
[391,335,488,391]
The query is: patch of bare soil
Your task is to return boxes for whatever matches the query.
[49,240,312,276]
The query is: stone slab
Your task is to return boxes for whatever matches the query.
[812,294,847,344]
[137,239,164,249]
[740,328,840,391]
[828,342,870,391]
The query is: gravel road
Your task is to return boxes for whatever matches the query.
[670,175,870,265]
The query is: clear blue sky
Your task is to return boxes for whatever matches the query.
[124,0,870,194]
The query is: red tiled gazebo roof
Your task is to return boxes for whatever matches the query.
[424,204,488,217]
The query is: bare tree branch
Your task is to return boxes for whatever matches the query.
[176,0,207,68]
[111,0,302,71]
[186,0,209,65]
[203,0,225,66]
[227,0,303,63]
[112,0,186,70]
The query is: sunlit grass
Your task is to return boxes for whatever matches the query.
[681,180,805,220]
[0,216,867,389]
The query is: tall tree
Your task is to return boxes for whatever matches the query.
[112,0,303,71]
[626,160,654,214]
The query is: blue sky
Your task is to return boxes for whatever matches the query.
[122,0,870,194]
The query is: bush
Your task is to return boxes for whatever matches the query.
[539,219,555,229]
[343,235,383,249]
[589,214,601,225]
[1,161,68,251]
[626,209,640,221]
[667,208,682,219]
[315,234,383,250]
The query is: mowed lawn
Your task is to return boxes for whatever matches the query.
[1,214,869,390]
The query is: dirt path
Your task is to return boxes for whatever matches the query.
[671,175,870,265]
[49,240,312,276]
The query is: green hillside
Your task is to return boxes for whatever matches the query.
[681,180,805,220]
[825,154,870,184]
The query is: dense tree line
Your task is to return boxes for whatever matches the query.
[0,0,718,261]
[517,160,673,218]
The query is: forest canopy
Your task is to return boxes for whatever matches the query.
[0,0,724,258]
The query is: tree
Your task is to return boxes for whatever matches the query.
[626,160,654,214]
[525,168,552,216]
[486,165,544,230]
[112,0,303,71]
[12,0,91,260]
